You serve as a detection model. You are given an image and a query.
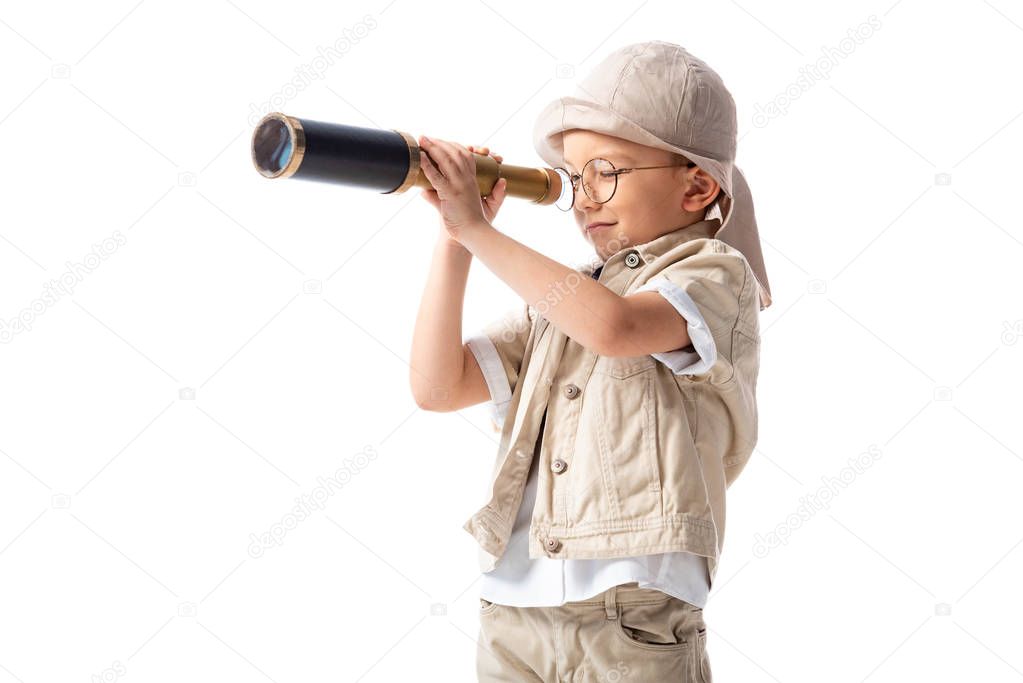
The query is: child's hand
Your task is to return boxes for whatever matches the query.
[417,136,507,242]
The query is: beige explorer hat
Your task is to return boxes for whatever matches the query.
[533,40,772,309]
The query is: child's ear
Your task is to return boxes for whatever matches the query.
[681,167,720,212]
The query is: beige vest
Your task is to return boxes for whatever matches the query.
[463,218,762,590]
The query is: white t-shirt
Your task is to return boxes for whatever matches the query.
[479,408,712,608]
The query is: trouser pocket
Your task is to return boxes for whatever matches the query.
[479,597,499,615]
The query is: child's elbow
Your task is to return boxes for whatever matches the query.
[410,383,440,411]
[410,383,459,412]
[409,375,436,411]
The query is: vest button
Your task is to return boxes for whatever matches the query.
[624,250,642,268]
[563,383,580,399]
[545,537,562,552]
[551,458,567,474]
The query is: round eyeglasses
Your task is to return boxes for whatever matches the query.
[551,157,696,211]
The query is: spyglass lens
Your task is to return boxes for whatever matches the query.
[553,167,574,211]
[253,118,293,177]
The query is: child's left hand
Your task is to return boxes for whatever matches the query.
[418,135,505,242]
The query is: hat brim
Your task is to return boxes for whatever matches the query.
[533,95,734,201]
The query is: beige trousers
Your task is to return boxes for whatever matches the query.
[476,581,712,682]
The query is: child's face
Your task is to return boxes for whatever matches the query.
[561,129,720,261]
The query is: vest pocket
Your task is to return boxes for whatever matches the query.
[601,353,657,379]
[590,355,662,519]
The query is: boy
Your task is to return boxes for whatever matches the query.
[410,41,772,682]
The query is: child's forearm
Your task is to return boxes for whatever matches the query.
[457,221,624,355]
[409,236,473,408]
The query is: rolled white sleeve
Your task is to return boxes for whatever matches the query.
[634,277,718,376]
[466,335,514,427]
[464,302,534,430]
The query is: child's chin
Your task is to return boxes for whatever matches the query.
[591,229,623,247]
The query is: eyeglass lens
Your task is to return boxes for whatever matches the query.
[579,158,616,204]
[554,158,619,211]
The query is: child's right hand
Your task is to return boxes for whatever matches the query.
[419,145,507,226]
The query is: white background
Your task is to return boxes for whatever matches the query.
[2,0,1022,681]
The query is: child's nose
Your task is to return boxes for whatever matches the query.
[572,182,600,211]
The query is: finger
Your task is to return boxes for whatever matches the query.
[484,178,506,206]
[420,149,440,177]
[447,139,476,173]
[471,145,503,167]
[420,136,458,177]
[420,188,440,208]
[419,150,447,187]
[428,137,473,176]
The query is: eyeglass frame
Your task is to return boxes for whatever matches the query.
[555,156,697,209]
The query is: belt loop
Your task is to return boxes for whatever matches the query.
[604,585,617,620]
